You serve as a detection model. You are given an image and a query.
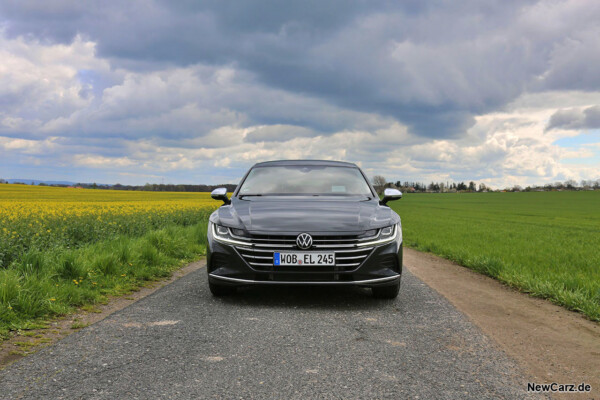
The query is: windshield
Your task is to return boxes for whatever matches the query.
[238,165,373,196]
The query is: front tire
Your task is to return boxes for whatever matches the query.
[209,281,237,296]
[372,281,400,299]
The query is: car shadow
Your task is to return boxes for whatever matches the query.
[215,284,397,311]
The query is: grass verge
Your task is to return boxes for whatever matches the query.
[406,241,600,321]
[0,220,209,338]
[393,191,600,321]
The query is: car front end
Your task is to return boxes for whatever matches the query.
[206,160,403,298]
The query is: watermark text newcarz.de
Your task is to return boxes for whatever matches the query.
[527,382,591,393]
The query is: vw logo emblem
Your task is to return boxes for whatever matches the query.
[296,233,313,249]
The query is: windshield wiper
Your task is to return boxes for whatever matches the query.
[238,194,263,199]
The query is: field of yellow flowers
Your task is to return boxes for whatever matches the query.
[0,184,216,268]
[0,184,217,337]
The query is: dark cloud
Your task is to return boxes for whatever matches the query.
[2,0,600,150]
[546,105,600,131]
[1,0,568,140]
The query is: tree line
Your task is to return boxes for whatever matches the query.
[110,183,239,192]
[0,180,237,193]
[2,177,599,194]
[372,176,487,194]
[371,176,600,194]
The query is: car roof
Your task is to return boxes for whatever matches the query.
[252,160,358,168]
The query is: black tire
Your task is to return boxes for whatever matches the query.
[372,281,400,299]
[209,281,237,296]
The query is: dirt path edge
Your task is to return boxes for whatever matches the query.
[404,248,600,397]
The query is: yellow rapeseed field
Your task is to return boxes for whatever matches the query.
[0,184,217,268]
[0,184,218,333]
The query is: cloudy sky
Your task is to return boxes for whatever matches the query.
[1,0,599,188]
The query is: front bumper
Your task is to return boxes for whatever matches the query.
[209,273,400,286]
[207,229,402,287]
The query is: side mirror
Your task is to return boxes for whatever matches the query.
[379,188,402,206]
[211,188,230,205]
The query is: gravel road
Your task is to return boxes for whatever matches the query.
[0,266,543,399]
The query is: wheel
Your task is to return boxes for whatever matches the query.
[372,281,400,299]
[209,280,237,296]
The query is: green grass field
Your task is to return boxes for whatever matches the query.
[391,191,600,321]
[0,185,215,338]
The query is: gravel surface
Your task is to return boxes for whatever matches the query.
[0,267,544,399]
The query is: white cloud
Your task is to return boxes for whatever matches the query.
[0,33,111,129]
[0,135,59,154]
[72,154,136,168]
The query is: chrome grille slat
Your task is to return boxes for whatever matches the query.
[312,243,373,249]
[237,238,295,243]
[335,255,368,260]
[333,247,373,253]
[313,237,375,243]
[252,243,296,248]
[248,261,274,267]
[242,254,273,260]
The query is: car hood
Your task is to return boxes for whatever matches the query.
[212,196,398,234]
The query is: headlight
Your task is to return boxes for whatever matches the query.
[215,225,229,236]
[211,223,251,245]
[380,226,394,237]
[357,224,399,247]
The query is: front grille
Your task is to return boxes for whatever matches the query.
[232,233,375,273]
[235,233,376,248]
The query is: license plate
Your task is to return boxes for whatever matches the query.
[274,252,335,266]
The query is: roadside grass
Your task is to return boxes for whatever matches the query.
[0,220,209,338]
[391,191,600,321]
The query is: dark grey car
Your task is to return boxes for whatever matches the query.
[206,160,403,298]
